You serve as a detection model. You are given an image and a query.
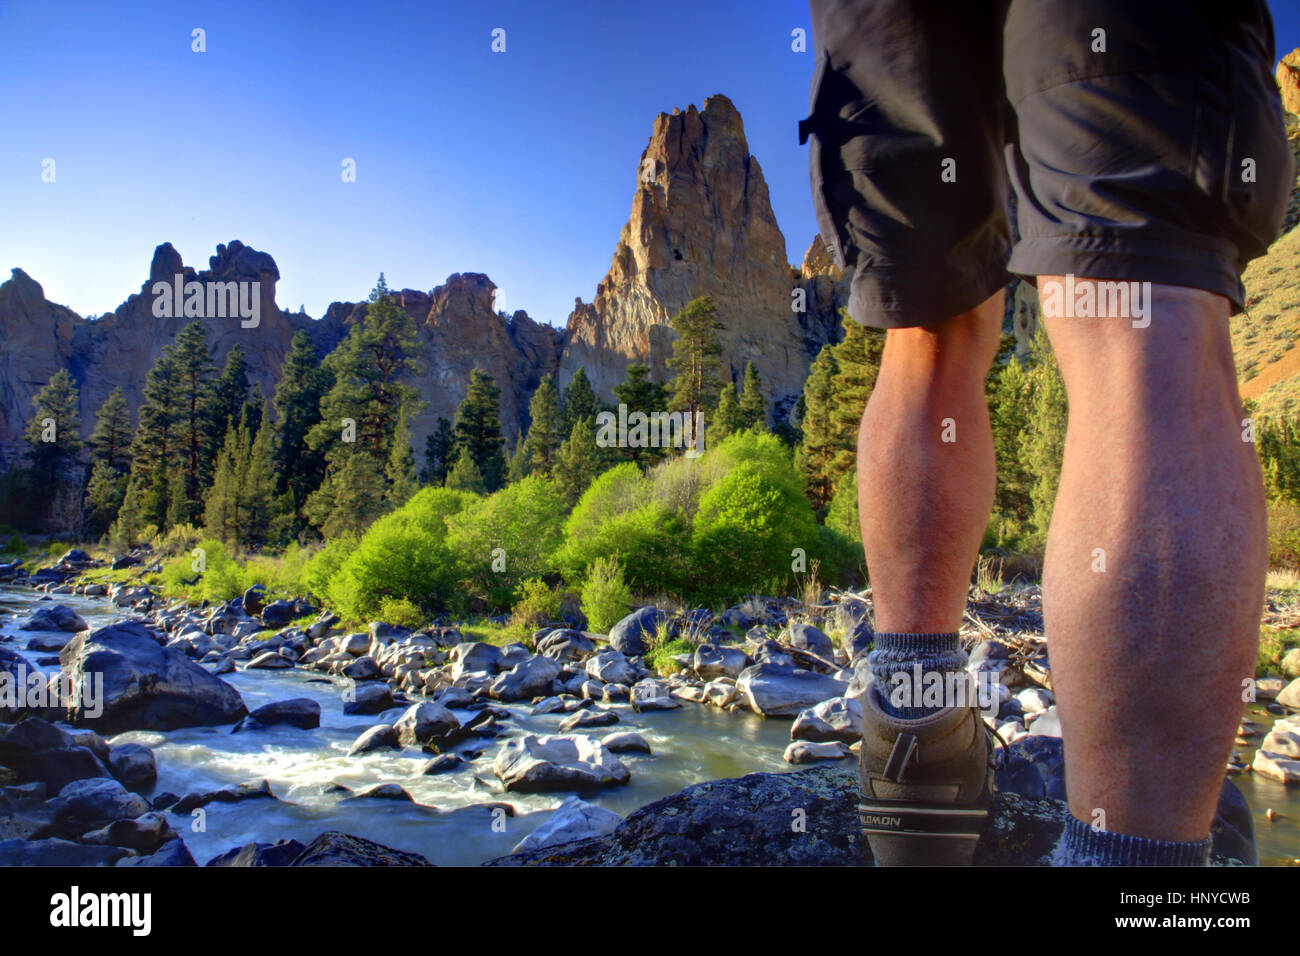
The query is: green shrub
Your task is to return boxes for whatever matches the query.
[326,487,476,621]
[445,475,566,600]
[645,635,695,677]
[301,533,358,600]
[159,538,246,602]
[581,556,633,633]
[510,577,562,630]
[1258,626,1300,678]
[690,460,819,604]
[1267,501,1300,570]
[377,596,427,630]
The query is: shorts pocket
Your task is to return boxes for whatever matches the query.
[800,52,862,269]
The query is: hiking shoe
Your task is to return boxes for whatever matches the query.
[858,683,994,866]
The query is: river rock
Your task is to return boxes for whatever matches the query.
[693,644,748,681]
[82,811,176,853]
[736,660,847,718]
[608,607,667,657]
[1027,706,1062,737]
[783,622,834,661]
[394,701,460,746]
[493,734,630,792]
[630,679,681,711]
[247,650,293,670]
[536,629,596,662]
[1252,748,1300,783]
[347,724,400,756]
[511,795,623,854]
[703,678,738,707]
[170,779,274,814]
[205,839,307,866]
[246,698,321,730]
[601,731,651,754]
[0,837,129,866]
[1277,677,1300,711]
[259,600,298,628]
[241,584,267,617]
[489,655,561,702]
[108,743,157,792]
[450,641,504,679]
[586,649,635,685]
[344,683,395,716]
[44,777,152,838]
[559,708,619,732]
[117,837,197,866]
[290,831,432,866]
[421,753,465,775]
[58,620,247,733]
[784,740,851,764]
[20,604,86,633]
[1260,727,1300,758]
[791,696,862,744]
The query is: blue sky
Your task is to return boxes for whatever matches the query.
[1,0,1297,328]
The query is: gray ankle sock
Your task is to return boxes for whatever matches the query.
[868,631,966,719]
[1052,813,1211,866]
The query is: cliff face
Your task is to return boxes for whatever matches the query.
[558,94,842,408]
[0,94,848,464]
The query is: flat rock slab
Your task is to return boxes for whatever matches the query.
[289,831,432,866]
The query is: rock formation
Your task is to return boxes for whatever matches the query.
[1278,48,1300,118]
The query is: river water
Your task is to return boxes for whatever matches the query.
[2,586,1296,865]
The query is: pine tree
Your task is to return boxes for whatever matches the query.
[712,379,741,444]
[554,415,601,506]
[524,373,563,476]
[612,363,669,466]
[507,430,531,483]
[204,424,242,545]
[737,361,767,431]
[305,452,388,539]
[130,343,183,529]
[561,367,598,434]
[25,369,83,481]
[87,386,133,475]
[666,296,725,447]
[421,416,455,486]
[272,330,331,511]
[987,351,1034,540]
[170,321,219,525]
[109,476,143,551]
[444,445,486,494]
[1021,332,1068,543]
[386,411,417,507]
[452,369,507,491]
[211,344,250,444]
[84,459,126,538]
[794,345,841,510]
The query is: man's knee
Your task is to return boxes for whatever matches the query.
[881,289,1005,373]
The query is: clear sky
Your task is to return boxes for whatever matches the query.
[2,1,1298,328]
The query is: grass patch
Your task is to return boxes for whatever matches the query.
[1258,626,1300,677]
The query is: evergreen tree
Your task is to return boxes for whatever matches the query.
[666,295,725,447]
[1021,332,1068,543]
[25,368,83,481]
[272,330,331,510]
[304,452,388,539]
[561,367,598,434]
[211,344,251,443]
[205,401,281,549]
[170,321,219,525]
[386,411,418,507]
[524,373,563,476]
[713,379,741,444]
[554,415,601,506]
[737,361,767,431]
[421,416,455,486]
[204,424,242,545]
[84,459,126,538]
[507,429,530,483]
[87,386,133,475]
[444,445,486,494]
[452,369,507,491]
[612,363,670,466]
[794,345,841,509]
[109,476,143,551]
[987,350,1034,540]
[130,343,183,529]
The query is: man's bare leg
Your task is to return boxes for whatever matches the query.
[858,290,1004,634]
[1040,278,1266,846]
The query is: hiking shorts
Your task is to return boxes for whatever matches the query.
[801,0,1295,326]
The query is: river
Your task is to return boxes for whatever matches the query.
[2,585,1296,865]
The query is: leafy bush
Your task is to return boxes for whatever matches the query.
[580,556,633,633]
[159,538,246,602]
[557,500,690,597]
[445,475,566,601]
[377,596,427,630]
[1267,501,1300,570]
[152,523,204,558]
[691,461,819,604]
[510,577,562,630]
[301,534,358,602]
[326,487,475,621]
[645,636,695,677]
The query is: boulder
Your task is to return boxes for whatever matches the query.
[783,740,851,764]
[246,650,293,670]
[289,831,432,866]
[82,811,176,853]
[259,600,298,628]
[343,683,395,716]
[489,655,561,702]
[20,604,86,633]
[58,620,247,733]
[246,698,321,730]
[450,641,504,679]
[790,696,862,744]
[421,753,465,775]
[601,731,652,754]
[736,661,847,718]
[511,796,623,854]
[44,777,152,838]
[116,838,197,866]
[630,679,681,712]
[608,607,667,657]
[783,622,834,661]
[692,644,748,681]
[394,701,460,747]
[205,839,306,867]
[241,584,268,617]
[108,743,157,792]
[559,708,620,732]
[347,724,400,756]
[493,734,630,792]
[0,837,129,866]
[1277,677,1300,711]
[536,629,596,662]
[586,650,635,685]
